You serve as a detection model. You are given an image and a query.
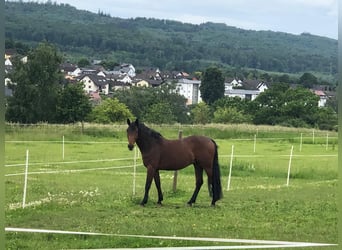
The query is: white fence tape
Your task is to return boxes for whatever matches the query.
[5,157,134,167]
[5,227,336,249]
[5,164,143,177]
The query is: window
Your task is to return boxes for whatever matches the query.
[245,94,252,100]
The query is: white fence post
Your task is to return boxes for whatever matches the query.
[62,135,65,160]
[227,145,234,191]
[132,146,137,196]
[253,134,256,153]
[312,129,315,144]
[23,149,29,208]
[299,133,303,152]
[286,145,294,187]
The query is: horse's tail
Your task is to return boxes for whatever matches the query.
[211,139,223,204]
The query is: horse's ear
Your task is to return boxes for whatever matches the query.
[127,119,131,125]
[135,118,139,126]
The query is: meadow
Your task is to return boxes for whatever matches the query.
[4,123,338,249]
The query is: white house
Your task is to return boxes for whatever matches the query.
[5,58,12,67]
[224,79,268,101]
[70,67,82,77]
[113,63,136,78]
[175,78,202,105]
[79,74,110,95]
[256,82,268,92]
[133,79,149,87]
[97,71,106,77]
[224,89,260,101]
[314,90,328,107]
[20,56,28,64]
[116,75,132,84]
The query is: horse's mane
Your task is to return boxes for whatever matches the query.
[138,123,163,142]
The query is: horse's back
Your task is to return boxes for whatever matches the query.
[183,135,216,161]
[174,135,215,167]
[155,135,214,170]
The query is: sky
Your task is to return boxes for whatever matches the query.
[34,0,338,39]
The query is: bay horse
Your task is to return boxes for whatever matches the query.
[126,118,222,206]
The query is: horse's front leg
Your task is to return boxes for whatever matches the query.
[154,170,163,205]
[141,165,155,206]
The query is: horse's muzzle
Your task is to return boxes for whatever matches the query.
[128,144,134,151]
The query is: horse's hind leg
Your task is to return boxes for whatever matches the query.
[154,170,163,205]
[187,164,203,206]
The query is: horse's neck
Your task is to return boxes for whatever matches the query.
[136,131,160,154]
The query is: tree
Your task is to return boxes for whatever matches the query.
[212,96,250,113]
[213,107,252,124]
[100,60,119,70]
[277,74,291,83]
[152,84,189,123]
[325,95,337,113]
[55,83,92,123]
[251,83,321,128]
[315,107,337,131]
[200,66,224,104]
[299,72,318,88]
[281,87,319,126]
[6,42,62,123]
[144,102,176,124]
[113,84,189,123]
[78,58,90,67]
[191,102,211,124]
[113,87,155,120]
[250,83,289,125]
[88,98,134,124]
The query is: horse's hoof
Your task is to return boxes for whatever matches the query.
[140,203,145,207]
[157,203,162,207]
[187,202,193,207]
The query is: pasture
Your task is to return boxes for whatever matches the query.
[5,123,338,249]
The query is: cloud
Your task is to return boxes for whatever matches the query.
[290,0,337,8]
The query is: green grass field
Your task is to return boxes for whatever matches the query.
[4,123,338,249]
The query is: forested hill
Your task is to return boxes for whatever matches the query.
[5,1,337,75]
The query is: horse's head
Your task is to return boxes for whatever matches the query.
[126,118,139,151]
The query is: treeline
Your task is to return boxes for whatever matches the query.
[5,43,337,131]
[5,1,338,78]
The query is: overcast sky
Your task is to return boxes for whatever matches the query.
[38,0,338,39]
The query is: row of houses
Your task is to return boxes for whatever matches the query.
[59,62,272,105]
[63,63,336,107]
[4,51,332,107]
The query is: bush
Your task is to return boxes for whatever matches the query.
[88,98,134,124]
[213,107,252,124]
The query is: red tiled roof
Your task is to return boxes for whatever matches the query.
[314,90,325,96]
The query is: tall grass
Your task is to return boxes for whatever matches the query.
[6,122,337,142]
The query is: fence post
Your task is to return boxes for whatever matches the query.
[312,129,315,144]
[227,145,234,191]
[62,135,65,160]
[253,134,256,153]
[286,145,294,186]
[173,130,182,192]
[23,149,29,208]
[133,146,137,196]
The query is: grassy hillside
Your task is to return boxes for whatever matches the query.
[5,1,337,76]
